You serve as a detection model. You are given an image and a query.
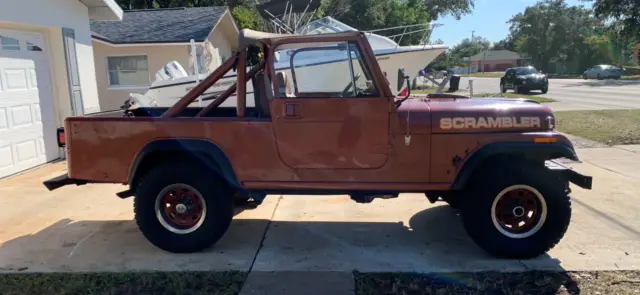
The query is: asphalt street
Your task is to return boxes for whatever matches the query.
[460,77,640,111]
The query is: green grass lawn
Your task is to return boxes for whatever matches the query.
[555,109,640,145]
[621,74,640,80]
[0,271,246,295]
[354,271,640,295]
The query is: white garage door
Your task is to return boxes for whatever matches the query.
[0,29,58,178]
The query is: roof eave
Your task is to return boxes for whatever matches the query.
[92,36,200,46]
[83,0,124,21]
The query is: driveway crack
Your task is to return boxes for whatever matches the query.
[582,159,638,180]
[247,194,283,274]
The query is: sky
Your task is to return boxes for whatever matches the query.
[429,0,588,47]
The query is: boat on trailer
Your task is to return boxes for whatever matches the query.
[125,16,447,109]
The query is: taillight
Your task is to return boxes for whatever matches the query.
[57,127,65,147]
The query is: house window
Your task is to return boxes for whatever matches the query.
[107,55,149,87]
[26,42,42,52]
[196,52,206,74]
[1,36,20,51]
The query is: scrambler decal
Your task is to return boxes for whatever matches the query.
[440,116,541,129]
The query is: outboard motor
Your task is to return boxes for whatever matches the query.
[155,61,189,81]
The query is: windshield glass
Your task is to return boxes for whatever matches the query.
[515,67,539,75]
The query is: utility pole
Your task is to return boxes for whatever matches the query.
[468,30,475,75]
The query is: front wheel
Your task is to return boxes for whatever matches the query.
[461,162,571,259]
[541,86,548,94]
[500,83,507,93]
[133,161,234,253]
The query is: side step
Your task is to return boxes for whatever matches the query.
[43,174,87,191]
[546,160,593,190]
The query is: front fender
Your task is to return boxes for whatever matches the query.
[451,141,579,190]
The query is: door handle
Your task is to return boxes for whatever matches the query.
[284,103,301,118]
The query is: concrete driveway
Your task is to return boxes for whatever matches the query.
[0,147,639,274]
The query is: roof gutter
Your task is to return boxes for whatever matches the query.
[92,36,198,47]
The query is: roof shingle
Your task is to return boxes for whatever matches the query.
[90,6,228,44]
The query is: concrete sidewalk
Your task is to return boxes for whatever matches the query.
[0,146,638,295]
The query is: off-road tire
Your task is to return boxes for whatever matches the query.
[133,161,234,253]
[514,85,521,94]
[441,195,461,209]
[461,160,571,259]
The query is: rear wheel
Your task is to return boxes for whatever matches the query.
[133,161,234,253]
[461,161,571,259]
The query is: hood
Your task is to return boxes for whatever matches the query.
[397,97,554,134]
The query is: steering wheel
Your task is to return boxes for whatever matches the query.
[341,73,362,96]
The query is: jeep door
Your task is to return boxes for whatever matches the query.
[269,40,391,169]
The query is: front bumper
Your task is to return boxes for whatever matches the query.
[520,81,548,89]
[43,174,87,191]
[545,160,593,190]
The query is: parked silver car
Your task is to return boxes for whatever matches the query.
[582,64,622,80]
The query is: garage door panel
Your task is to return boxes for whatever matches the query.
[0,29,58,178]
[0,145,12,168]
[9,104,33,127]
[15,139,38,162]
[0,108,6,130]
[4,68,28,90]
[34,104,41,122]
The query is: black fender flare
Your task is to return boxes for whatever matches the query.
[128,139,242,191]
[451,142,578,190]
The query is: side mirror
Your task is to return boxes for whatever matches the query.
[397,68,408,91]
[394,68,412,107]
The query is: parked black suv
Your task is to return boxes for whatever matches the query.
[500,66,549,94]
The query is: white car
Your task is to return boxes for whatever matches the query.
[583,65,622,80]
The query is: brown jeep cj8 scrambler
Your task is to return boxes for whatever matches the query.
[44,29,592,259]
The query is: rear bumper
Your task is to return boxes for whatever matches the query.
[546,160,593,190]
[43,174,87,191]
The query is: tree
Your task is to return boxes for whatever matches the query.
[491,38,516,51]
[450,35,490,60]
[507,0,612,73]
[584,0,640,39]
[423,0,475,20]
